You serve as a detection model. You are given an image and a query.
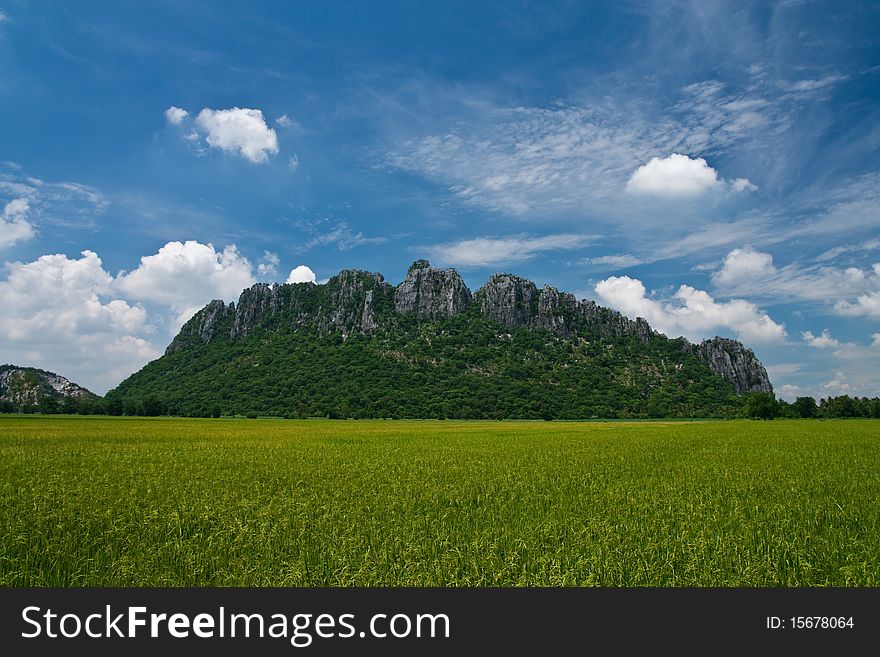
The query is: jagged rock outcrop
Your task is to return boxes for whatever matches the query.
[685,337,772,394]
[476,276,654,343]
[394,260,472,319]
[166,269,391,354]
[322,269,390,336]
[167,299,235,353]
[231,283,283,339]
[161,260,771,395]
[0,365,96,408]
[476,274,539,329]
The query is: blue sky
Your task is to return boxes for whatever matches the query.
[1,0,879,396]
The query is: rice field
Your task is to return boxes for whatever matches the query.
[1,416,878,586]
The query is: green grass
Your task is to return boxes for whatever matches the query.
[1,416,878,586]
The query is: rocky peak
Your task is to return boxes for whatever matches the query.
[231,283,284,339]
[394,260,472,319]
[685,336,772,394]
[533,285,579,337]
[0,365,96,408]
[166,299,234,354]
[324,269,391,336]
[476,274,539,329]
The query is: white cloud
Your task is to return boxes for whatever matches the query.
[583,254,642,269]
[872,333,880,348]
[276,114,292,128]
[0,172,108,230]
[257,251,280,278]
[731,177,758,192]
[427,234,591,267]
[834,266,880,319]
[115,240,256,328]
[777,384,802,402]
[802,329,840,349]
[194,107,279,163]
[0,251,158,394]
[296,219,386,252]
[288,155,299,173]
[164,106,189,125]
[836,291,880,319]
[712,247,775,286]
[594,275,786,344]
[710,246,880,315]
[286,265,316,284]
[820,374,852,394]
[783,75,848,93]
[0,198,35,248]
[625,153,721,197]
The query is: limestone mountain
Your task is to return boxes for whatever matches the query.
[108,261,772,419]
[0,365,99,413]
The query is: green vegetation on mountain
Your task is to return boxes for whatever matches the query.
[107,262,763,419]
[0,364,101,414]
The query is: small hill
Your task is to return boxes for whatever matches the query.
[0,365,100,413]
[106,261,772,419]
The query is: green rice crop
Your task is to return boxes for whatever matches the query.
[1,416,878,586]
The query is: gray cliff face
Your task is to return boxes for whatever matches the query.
[166,299,235,354]
[322,269,390,336]
[476,274,539,329]
[163,260,772,395]
[0,365,95,407]
[476,276,653,342]
[166,270,390,354]
[685,337,772,393]
[231,284,282,339]
[394,260,472,319]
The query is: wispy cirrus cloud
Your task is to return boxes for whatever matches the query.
[294,218,386,252]
[0,167,109,232]
[424,233,591,267]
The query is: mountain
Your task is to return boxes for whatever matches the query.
[0,365,100,413]
[107,261,772,419]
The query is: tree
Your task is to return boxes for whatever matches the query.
[792,396,818,419]
[142,396,166,417]
[745,392,778,419]
[106,397,124,416]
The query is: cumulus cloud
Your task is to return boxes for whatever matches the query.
[872,333,880,348]
[115,240,256,328]
[833,264,880,319]
[802,329,840,349]
[164,106,189,125]
[0,251,158,394]
[731,178,758,192]
[257,251,280,278]
[776,384,802,402]
[625,153,721,197]
[712,247,775,286]
[427,234,591,267]
[594,275,786,344]
[0,198,36,248]
[286,265,317,284]
[194,107,279,163]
